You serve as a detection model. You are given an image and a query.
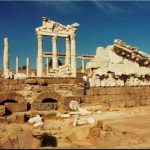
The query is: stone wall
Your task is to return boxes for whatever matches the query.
[72,86,150,108]
[0,77,82,91]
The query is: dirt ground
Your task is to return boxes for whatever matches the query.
[2,105,150,149]
[47,105,150,149]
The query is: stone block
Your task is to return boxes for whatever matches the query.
[1,135,13,149]
[8,79,19,85]
[128,87,137,94]
[93,87,99,96]
[98,87,107,95]
[109,101,126,108]
[9,135,19,149]
[30,109,40,117]
[72,88,84,96]
[6,114,16,123]
[116,87,129,95]
[0,85,4,91]
[0,117,6,123]
[137,87,146,94]
[19,79,25,85]
[37,79,48,86]
[0,106,5,117]
[82,96,96,104]
[95,96,107,103]
[16,113,25,123]
[146,86,150,94]
[86,88,94,96]
[106,87,117,95]
[89,127,101,138]
[0,78,2,84]
[63,96,81,105]
[140,100,147,106]
[25,79,37,85]
[4,85,9,91]
[5,103,27,113]
[141,93,148,100]
[40,111,56,119]
[147,100,150,105]
[125,101,135,107]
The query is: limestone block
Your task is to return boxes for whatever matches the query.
[6,114,17,123]
[106,87,117,95]
[37,79,48,86]
[63,96,81,105]
[140,100,147,106]
[125,101,135,107]
[15,113,25,123]
[1,135,13,149]
[0,117,6,123]
[5,103,27,113]
[28,115,42,124]
[0,106,5,117]
[33,121,44,128]
[93,87,99,96]
[72,88,84,96]
[25,79,37,84]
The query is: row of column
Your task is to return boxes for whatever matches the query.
[3,38,30,77]
[37,34,76,77]
[16,56,30,76]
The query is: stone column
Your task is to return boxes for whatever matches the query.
[26,58,29,77]
[46,57,49,76]
[52,36,58,69]
[81,58,85,73]
[16,56,19,74]
[65,37,71,66]
[70,34,76,77]
[3,38,9,76]
[37,34,43,77]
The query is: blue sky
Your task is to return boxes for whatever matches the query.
[0,1,150,69]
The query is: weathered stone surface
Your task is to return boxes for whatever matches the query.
[0,117,6,123]
[0,106,5,117]
[5,103,27,113]
[0,125,41,149]
[25,79,37,84]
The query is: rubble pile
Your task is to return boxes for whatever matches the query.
[86,39,150,87]
[48,65,72,77]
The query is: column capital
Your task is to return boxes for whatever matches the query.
[52,35,57,41]
[66,36,70,41]
[37,34,43,40]
[70,34,76,40]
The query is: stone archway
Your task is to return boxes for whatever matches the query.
[32,91,62,111]
[0,92,27,116]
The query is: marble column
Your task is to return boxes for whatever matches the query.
[52,36,58,69]
[46,57,49,76]
[70,34,76,77]
[65,37,71,66]
[16,56,19,74]
[37,34,43,77]
[3,38,9,76]
[81,59,85,73]
[26,58,29,76]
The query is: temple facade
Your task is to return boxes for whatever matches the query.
[35,17,80,77]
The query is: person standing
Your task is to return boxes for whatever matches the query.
[83,75,90,95]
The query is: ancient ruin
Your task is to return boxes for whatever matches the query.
[87,39,150,87]
[35,17,80,77]
[0,16,150,149]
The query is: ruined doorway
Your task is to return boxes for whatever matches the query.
[41,98,57,110]
[0,99,17,116]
